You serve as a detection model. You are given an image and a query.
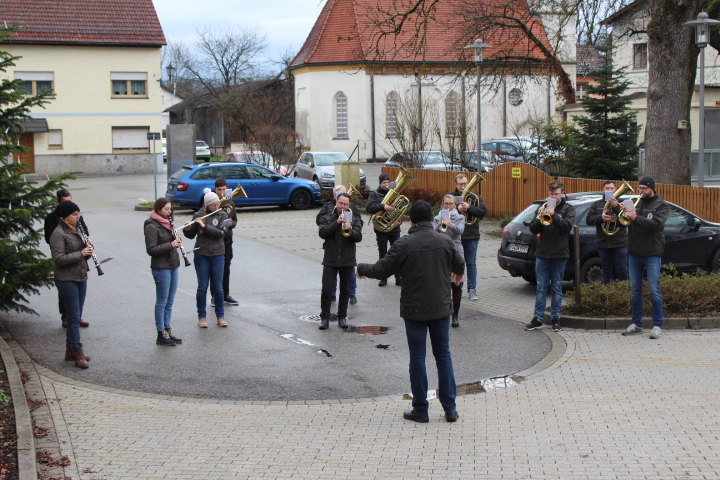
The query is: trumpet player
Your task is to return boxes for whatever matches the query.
[317,192,363,330]
[366,173,403,287]
[432,194,465,327]
[585,181,628,284]
[526,180,575,332]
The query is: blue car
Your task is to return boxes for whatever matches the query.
[165,162,323,210]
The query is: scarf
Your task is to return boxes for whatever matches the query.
[61,218,77,231]
[151,210,173,232]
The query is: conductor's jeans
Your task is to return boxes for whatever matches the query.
[55,280,87,350]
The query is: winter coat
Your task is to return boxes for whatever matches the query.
[366,187,401,234]
[627,194,668,258]
[44,207,88,245]
[49,221,89,282]
[529,199,576,259]
[182,209,229,257]
[144,217,181,270]
[432,209,465,256]
[316,199,361,226]
[357,222,465,321]
[585,198,628,249]
[451,187,487,240]
[318,205,363,267]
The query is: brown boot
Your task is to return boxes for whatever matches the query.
[79,318,89,327]
[65,344,90,362]
[74,348,89,369]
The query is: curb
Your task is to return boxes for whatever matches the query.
[550,314,720,330]
[0,329,37,480]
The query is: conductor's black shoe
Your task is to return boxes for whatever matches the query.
[445,410,459,422]
[224,295,239,305]
[349,295,357,305]
[378,279,387,287]
[338,317,348,328]
[403,409,429,423]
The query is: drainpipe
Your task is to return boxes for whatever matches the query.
[370,72,376,160]
[502,78,507,137]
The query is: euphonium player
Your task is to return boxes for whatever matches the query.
[432,194,465,327]
[585,181,628,284]
[526,180,575,332]
[451,173,487,301]
[317,192,363,330]
[366,173,403,287]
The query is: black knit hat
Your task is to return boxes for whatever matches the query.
[57,201,80,219]
[410,200,432,223]
[379,173,390,183]
[639,176,656,191]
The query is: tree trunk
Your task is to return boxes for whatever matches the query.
[644,0,700,185]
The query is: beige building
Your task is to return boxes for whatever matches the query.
[2,0,166,175]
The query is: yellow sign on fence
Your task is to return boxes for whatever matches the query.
[512,167,522,178]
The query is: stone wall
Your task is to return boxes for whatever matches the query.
[35,153,162,176]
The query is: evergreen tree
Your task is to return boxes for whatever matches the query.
[0,28,75,314]
[567,46,640,180]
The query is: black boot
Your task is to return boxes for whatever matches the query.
[156,330,177,346]
[338,317,347,328]
[452,314,459,328]
[165,328,182,344]
[319,317,329,330]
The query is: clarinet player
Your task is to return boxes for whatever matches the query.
[144,198,183,346]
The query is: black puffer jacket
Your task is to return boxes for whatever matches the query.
[318,206,363,267]
[451,188,487,240]
[144,217,180,269]
[585,198,627,249]
[357,222,465,321]
[366,187,401,234]
[529,199,576,259]
[627,194,668,257]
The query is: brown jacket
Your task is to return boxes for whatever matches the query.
[183,209,229,257]
[49,221,89,282]
[144,217,180,269]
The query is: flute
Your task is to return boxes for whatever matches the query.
[173,209,220,233]
[77,218,104,276]
[169,216,191,267]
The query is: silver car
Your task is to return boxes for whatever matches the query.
[385,151,466,171]
[293,151,366,189]
[196,140,211,161]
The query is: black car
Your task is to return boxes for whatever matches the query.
[497,193,720,284]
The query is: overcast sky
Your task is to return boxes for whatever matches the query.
[152,0,325,63]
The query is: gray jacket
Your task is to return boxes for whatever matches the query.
[183,209,229,257]
[144,217,180,270]
[432,209,465,256]
[49,222,89,282]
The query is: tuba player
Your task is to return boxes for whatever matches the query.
[366,173,403,287]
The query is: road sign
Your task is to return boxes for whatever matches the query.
[512,167,521,178]
[147,132,161,140]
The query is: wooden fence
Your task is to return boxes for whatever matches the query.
[382,162,720,222]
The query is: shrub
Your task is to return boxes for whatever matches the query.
[499,216,514,229]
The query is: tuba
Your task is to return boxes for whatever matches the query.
[371,167,419,232]
[462,174,485,225]
[347,184,361,201]
[601,181,634,236]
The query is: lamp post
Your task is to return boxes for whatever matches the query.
[465,39,491,173]
[166,63,177,108]
[684,12,720,187]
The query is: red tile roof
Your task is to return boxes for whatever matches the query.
[0,0,165,47]
[291,0,554,68]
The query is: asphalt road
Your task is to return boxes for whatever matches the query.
[2,173,550,401]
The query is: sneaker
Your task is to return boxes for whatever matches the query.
[349,295,357,305]
[224,295,239,305]
[552,321,561,332]
[525,319,543,331]
[622,323,643,336]
[649,326,662,339]
[468,289,478,301]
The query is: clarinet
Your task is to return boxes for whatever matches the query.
[76,219,104,276]
[169,216,191,267]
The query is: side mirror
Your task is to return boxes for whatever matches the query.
[693,217,701,231]
[271,174,281,181]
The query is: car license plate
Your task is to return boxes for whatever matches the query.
[508,243,529,254]
[168,184,174,191]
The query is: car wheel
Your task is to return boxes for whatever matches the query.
[711,248,720,272]
[521,274,537,284]
[290,189,312,210]
[580,257,603,285]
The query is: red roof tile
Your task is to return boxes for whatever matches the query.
[0,0,165,47]
[291,0,554,68]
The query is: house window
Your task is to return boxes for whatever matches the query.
[48,130,63,149]
[112,127,149,152]
[14,72,54,97]
[335,92,348,139]
[508,88,523,106]
[576,83,587,100]
[386,92,398,138]
[111,72,148,97]
[445,92,459,137]
[633,44,648,69]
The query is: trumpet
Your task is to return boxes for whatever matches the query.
[537,203,553,226]
[336,207,353,237]
[169,216,191,267]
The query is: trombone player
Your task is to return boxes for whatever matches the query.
[452,173,487,301]
[366,173,403,287]
[585,181,629,284]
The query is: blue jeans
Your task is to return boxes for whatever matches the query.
[629,254,663,327]
[597,247,628,284]
[152,268,179,331]
[55,280,87,350]
[461,238,479,291]
[534,257,567,322]
[194,254,225,319]
[404,317,457,416]
[331,268,357,296]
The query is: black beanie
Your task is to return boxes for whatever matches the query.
[410,200,432,223]
[639,176,656,191]
[379,173,390,183]
[57,201,80,219]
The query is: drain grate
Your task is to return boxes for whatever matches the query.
[299,314,352,322]
[348,326,389,335]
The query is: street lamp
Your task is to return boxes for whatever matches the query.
[166,62,177,107]
[684,12,720,187]
[465,39,491,173]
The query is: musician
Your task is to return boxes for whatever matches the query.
[366,173,402,287]
[184,189,229,328]
[316,185,360,304]
[212,179,239,307]
[526,180,576,332]
[432,194,465,327]
[49,201,92,368]
[357,200,465,423]
[317,192,363,330]
[621,176,668,339]
[44,189,90,328]
[144,198,183,346]
[452,174,488,301]
[585,181,628,284]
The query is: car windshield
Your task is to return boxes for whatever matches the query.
[510,203,543,225]
[314,153,349,166]
[196,141,208,147]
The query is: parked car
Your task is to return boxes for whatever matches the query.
[162,138,167,161]
[165,162,322,210]
[293,151,367,189]
[497,193,720,284]
[385,151,466,171]
[453,150,504,172]
[196,140,211,161]
[481,139,533,163]
[221,151,289,176]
